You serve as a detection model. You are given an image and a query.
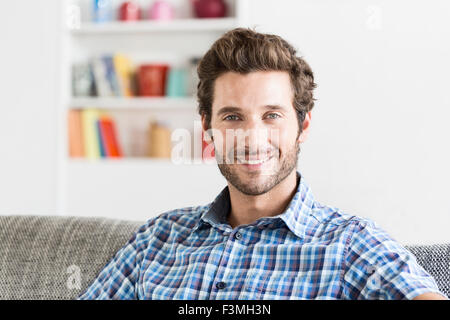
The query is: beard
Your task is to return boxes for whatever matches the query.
[217,140,300,196]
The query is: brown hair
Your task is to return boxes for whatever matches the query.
[197,27,316,131]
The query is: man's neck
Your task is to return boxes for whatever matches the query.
[227,170,299,229]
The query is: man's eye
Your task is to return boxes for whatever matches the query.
[266,113,281,119]
[224,115,240,121]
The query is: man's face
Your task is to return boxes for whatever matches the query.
[205,71,303,196]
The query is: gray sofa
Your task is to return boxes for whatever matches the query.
[0,215,448,300]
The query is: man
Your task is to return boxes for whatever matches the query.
[78,28,446,300]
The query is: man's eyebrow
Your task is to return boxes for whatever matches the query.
[216,104,288,116]
[263,104,288,111]
[216,106,242,116]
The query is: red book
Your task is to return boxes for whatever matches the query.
[98,116,123,157]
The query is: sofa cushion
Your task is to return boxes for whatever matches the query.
[0,215,142,300]
[405,244,450,298]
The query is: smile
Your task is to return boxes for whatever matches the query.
[236,153,274,165]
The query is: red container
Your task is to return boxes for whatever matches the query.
[138,64,169,96]
[192,0,227,18]
[119,1,141,21]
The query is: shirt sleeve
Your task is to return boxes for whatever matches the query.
[341,219,447,300]
[77,218,157,300]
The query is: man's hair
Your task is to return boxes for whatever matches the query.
[197,27,317,131]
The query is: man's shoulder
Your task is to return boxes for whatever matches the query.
[134,203,210,238]
[308,202,384,240]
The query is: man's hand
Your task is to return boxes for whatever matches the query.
[412,292,448,300]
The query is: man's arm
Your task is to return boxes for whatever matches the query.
[78,217,157,300]
[342,219,447,300]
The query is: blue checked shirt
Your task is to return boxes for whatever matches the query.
[78,172,445,300]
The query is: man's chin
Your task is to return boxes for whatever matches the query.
[228,171,277,195]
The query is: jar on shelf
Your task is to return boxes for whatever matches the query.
[191,0,228,18]
[119,1,141,21]
[147,121,172,158]
[148,0,175,20]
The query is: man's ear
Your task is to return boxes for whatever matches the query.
[298,111,312,144]
[201,114,212,142]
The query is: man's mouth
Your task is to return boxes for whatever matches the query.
[235,152,274,165]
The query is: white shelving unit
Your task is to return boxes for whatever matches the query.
[70,96,197,110]
[71,17,239,34]
[57,0,248,220]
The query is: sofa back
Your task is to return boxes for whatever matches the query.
[0,215,448,299]
[0,215,142,299]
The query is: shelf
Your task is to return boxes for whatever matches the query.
[68,157,217,166]
[70,18,239,35]
[69,97,197,110]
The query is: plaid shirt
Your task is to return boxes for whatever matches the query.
[78,171,445,300]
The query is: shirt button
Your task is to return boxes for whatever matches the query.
[235,232,242,240]
[216,281,227,290]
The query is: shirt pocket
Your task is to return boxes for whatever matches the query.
[242,271,298,300]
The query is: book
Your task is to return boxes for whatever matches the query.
[67,110,84,158]
[91,57,112,97]
[81,108,101,159]
[102,55,121,96]
[113,54,135,97]
[96,119,106,158]
[98,116,123,157]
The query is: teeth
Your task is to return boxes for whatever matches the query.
[237,155,271,165]
[246,159,265,165]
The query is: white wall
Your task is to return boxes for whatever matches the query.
[0,0,59,215]
[244,0,450,244]
[0,0,448,245]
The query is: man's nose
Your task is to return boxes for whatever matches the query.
[242,117,270,151]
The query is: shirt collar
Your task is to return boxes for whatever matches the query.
[193,171,318,239]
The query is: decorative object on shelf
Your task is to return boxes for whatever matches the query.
[72,63,95,97]
[149,0,175,20]
[119,1,141,21]
[191,0,227,18]
[166,68,187,97]
[93,0,114,23]
[147,121,172,158]
[138,64,169,96]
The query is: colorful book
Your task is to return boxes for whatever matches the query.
[113,54,134,97]
[96,119,106,158]
[67,110,84,158]
[91,57,112,97]
[81,108,101,159]
[98,116,123,157]
[102,55,121,96]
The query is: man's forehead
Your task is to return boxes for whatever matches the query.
[212,71,293,112]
